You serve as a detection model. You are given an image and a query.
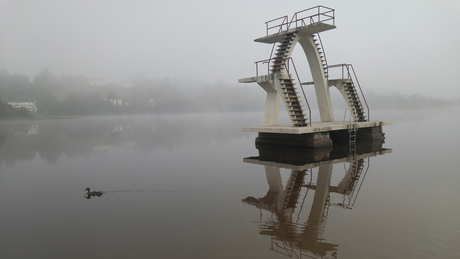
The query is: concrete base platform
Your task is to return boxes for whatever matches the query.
[243,120,392,134]
[247,121,392,149]
[256,132,333,149]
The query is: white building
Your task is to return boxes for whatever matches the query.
[7,101,37,113]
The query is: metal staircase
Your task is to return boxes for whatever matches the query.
[271,32,296,73]
[281,78,308,126]
[328,63,370,122]
[313,33,329,78]
[269,32,309,127]
[343,81,366,122]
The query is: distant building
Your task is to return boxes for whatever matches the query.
[89,78,107,86]
[147,99,156,108]
[7,101,37,113]
[104,96,128,106]
[107,98,123,105]
[123,82,133,88]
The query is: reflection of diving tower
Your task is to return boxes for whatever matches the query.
[242,142,392,258]
[239,6,391,148]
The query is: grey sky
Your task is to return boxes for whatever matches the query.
[1,0,459,98]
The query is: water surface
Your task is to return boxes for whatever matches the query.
[1,109,459,258]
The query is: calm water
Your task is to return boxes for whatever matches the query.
[1,109,460,258]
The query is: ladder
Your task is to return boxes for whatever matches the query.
[344,107,358,160]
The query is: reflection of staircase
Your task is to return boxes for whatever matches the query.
[313,33,328,78]
[283,170,307,209]
[345,159,365,194]
[343,81,366,122]
[330,159,365,197]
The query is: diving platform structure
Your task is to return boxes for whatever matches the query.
[238,6,391,148]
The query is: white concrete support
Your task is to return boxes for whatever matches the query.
[272,74,292,125]
[331,80,350,103]
[298,34,334,122]
[259,81,281,126]
[263,92,281,125]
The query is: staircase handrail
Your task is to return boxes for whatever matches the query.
[254,58,272,77]
[349,65,370,121]
[265,15,289,36]
[288,6,335,30]
[327,63,370,120]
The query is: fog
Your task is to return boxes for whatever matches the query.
[3,2,460,257]
[1,0,459,99]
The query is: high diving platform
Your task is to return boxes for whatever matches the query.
[238,6,391,148]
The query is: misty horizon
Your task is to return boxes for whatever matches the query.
[1,66,458,120]
[1,1,459,99]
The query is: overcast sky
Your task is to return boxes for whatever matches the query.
[1,0,459,98]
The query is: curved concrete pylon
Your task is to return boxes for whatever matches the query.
[297,34,334,122]
[263,29,335,123]
[239,18,338,125]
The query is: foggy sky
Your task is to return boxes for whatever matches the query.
[1,0,459,98]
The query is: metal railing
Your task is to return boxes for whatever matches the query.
[265,16,289,36]
[327,63,370,121]
[254,57,312,126]
[265,6,335,36]
[266,7,334,68]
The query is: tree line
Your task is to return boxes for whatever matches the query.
[0,68,265,117]
[1,68,458,118]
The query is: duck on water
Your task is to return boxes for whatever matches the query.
[84,188,102,198]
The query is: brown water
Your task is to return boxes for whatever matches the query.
[1,109,459,258]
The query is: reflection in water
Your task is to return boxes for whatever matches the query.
[243,141,391,258]
[0,114,252,166]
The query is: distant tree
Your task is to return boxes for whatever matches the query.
[11,74,31,87]
[0,98,9,118]
[33,68,58,88]
[106,90,120,100]
[59,73,89,89]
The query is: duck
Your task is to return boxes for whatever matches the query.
[85,187,102,196]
